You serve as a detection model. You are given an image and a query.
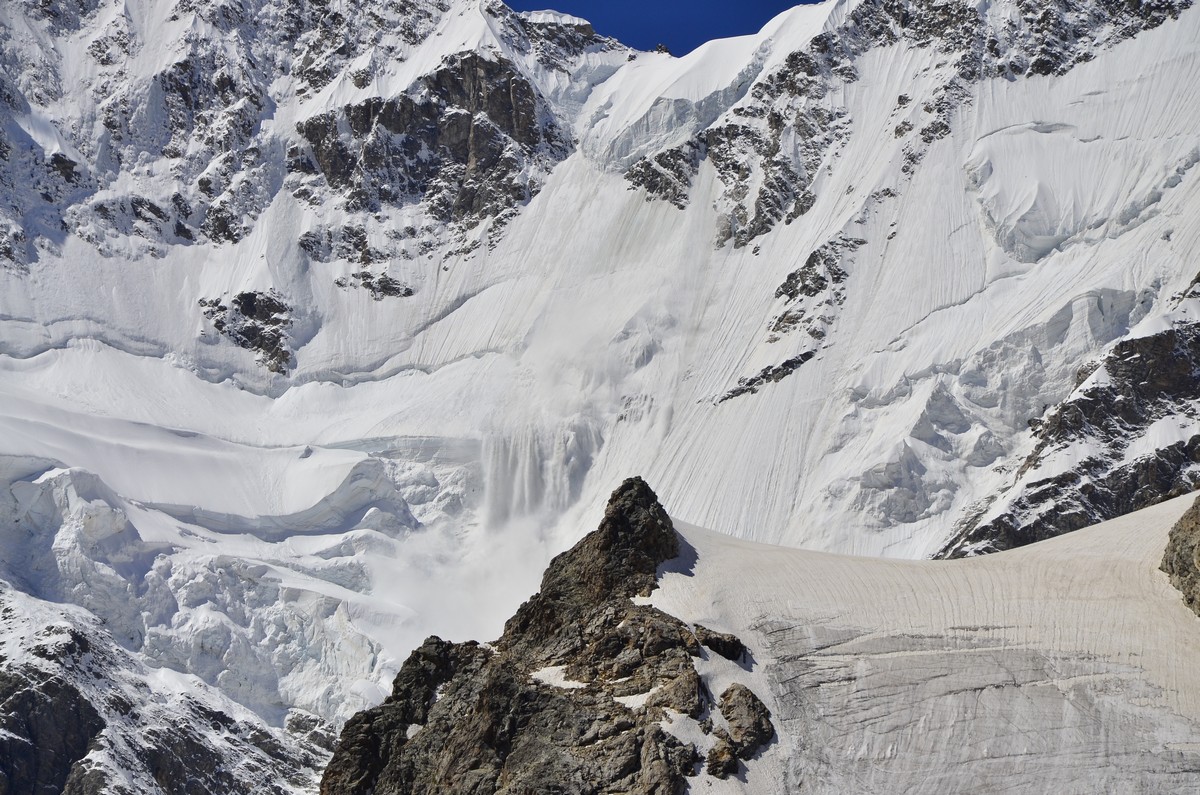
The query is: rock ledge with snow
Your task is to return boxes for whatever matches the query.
[319,478,772,794]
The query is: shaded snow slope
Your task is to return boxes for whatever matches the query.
[0,581,330,794]
[649,493,1200,792]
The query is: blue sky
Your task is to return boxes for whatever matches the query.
[506,1,812,55]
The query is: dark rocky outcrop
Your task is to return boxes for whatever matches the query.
[335,271,415,300]
[705,684,774,780]
[321,477,772,795]
[0,649,106,795]
[499,477,680,658]
[943,322,1200,557]
[624,143,705,210]
[296,51,570,228]
[1162,495,1200,615]
[0,590,321,795]
[693,626,746,663]
[199,290,294,372]
[773,237,863,306]
[717,352,816,403]
[716,684,774,755]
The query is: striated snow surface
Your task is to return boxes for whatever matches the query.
[651,493,1200,793]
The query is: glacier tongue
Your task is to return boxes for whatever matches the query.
[2,0,1200,787]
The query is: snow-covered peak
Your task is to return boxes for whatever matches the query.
[519,9,593,29]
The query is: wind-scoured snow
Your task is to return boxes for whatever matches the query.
[650,494,1200,792]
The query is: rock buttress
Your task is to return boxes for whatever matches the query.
[320,477,772,794]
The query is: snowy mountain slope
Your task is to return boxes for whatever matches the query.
[1,0,1200,787]
[3,0,1196,546]
[942,297,1200,556]
[318,479,1200,793]
[0,578,331,794]
[648,492,1200,793]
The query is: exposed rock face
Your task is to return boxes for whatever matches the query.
[624,143,705,210]
[295,51,570,229]
[335,271,415,300]
[199,290,294,372]
[943,320,1200,557]
[718,352,816,403]
[499,476,680,657]
[0,640,106,795]
[320,478,773,795]
[705,684,774,780]
[1161,495,1200,615]
[717,684,774,755]
[693,625,746,663]
[769,234,865,337]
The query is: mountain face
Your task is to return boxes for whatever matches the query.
[1,0,1199,788]
[320,478,773,795]
[944,310,1200,556]
[0,583,331,794]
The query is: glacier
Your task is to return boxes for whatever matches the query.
[1,0,1200,789]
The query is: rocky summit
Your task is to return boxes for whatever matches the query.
[319,478,773,794]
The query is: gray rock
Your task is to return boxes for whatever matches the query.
[1161,495,1200,615]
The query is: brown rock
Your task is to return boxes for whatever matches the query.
[693,625,746,663]
[718,684,774,760]
[705,734,739,779]
[1162,495,1200,615]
